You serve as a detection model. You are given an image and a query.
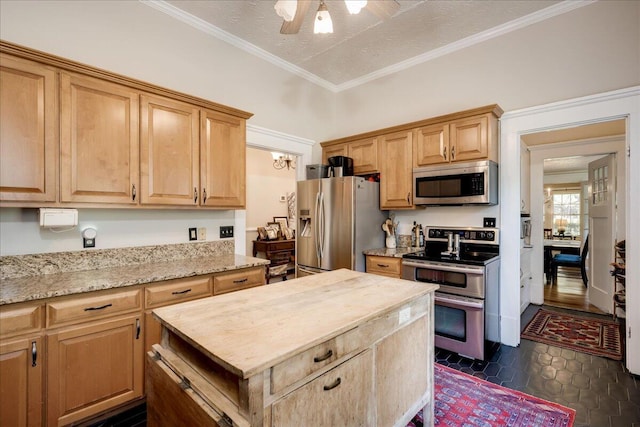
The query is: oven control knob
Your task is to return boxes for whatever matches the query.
[478,231,485,239]
[486,231,494,240]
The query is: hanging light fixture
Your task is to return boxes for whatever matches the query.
[314,1,333,34]
[274,0,297,22]
[344,0,367,14]
[272,152,296,170]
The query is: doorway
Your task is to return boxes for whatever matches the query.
[521,122,626,317]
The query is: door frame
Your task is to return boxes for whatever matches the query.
[500,86,639,375]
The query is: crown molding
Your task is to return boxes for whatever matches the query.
[142,0,595,93]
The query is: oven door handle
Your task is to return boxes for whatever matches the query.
[434,294,484,309]
[402,260,485,275]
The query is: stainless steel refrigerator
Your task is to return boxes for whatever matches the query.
[296,176,385,276]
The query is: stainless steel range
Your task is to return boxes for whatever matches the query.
[402,226,500,360]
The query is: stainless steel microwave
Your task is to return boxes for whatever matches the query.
[413,160,498,205]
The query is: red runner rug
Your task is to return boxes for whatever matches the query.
[408,363,575,427]
[521,308,622,360]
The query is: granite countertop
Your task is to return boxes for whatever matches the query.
[1,242,269,305]
[363,247,423,258]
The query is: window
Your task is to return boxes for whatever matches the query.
[552,191,581,238]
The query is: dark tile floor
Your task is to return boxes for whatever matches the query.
[93,305,639,427]
[435,305,639,427]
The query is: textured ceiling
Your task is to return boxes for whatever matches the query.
[149,0,568,90]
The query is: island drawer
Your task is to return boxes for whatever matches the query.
[213,267,264,295]
[366,255,402,278]
[145,276,212,309]
[46,288,142,328]
[0,302,44,338]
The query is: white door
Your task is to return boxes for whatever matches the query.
[587,154,616,313]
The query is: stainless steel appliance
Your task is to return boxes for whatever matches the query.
[413,160,498,205]
[296,176,385,276]
[402,226,500,360]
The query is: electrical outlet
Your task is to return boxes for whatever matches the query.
[188,227,197,241]
[198,227,206,240]
[220,225,234,238]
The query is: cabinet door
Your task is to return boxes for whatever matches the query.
[272,350,373,427]
[201,109,246,208]
[140,95,200,205]
[379,131,413,209]
[47,315,143,426]
[449,115,488,162]
[414,123,449,166]
[0,335,43,427]
[376,316,430,427]
[348,137,378,174]
[322,143,348,164]
[60,73,139,204]
[0,54,57,203]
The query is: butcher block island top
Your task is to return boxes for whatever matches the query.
[148,269,438,427]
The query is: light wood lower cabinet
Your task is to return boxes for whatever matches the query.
[0,335,44,427]
[365,255,402,278]
[46,314,144,426]
[213,266,265,295]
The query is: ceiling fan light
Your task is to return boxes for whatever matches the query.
[314,1,333,34]
[274,0,297,22]
[345,0,367,15]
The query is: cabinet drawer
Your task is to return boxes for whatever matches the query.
[366,256,401,277]
[0,303,43,338]
[145,276,212,309]
[272,350,373,426]
[47,288,142,328]
[213,267,264,295]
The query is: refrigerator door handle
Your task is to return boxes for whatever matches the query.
[318,191,325,260]
[315,191,322,263]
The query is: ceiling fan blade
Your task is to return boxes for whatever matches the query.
[280,0,312,34]
[366,0,400,20]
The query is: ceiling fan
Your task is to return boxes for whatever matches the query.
[274,0,400,35]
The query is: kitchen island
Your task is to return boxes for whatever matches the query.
[147,269,438,427]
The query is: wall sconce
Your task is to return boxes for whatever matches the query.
[272,152,296,170]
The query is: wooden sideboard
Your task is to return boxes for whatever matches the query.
[253,239,295,283]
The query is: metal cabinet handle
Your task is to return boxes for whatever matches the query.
[443,147,447,160]
[407,192,411,204]
[377,264,389,268]
[171,288,192,295]
[451,146,455,160]
[203,188,207,204]
[323,377,341,391]
[132,184,136,201]
[136,319,141,340]
[233,278,248,284]
[194,187,198,203]
[314,349,333,363]
[31,341,37,367]
[83,303,113,311]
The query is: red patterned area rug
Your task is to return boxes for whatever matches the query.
[408,364,575,427]
[521,308,622,360]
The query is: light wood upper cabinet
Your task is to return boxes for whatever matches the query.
[415,114,495,167]
[322,143,348,164]
[379,130,413,210]
[414,123,449,166]
[140,95,200,206]
[449,115,489,162]
[201,110,246,208]
[349,137,378,174]
[60,73,139,204]
[0,54,58,203]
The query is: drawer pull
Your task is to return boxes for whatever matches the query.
[377,263,389,268]
[171,288,192,295]
[83,303,113,311]
[31,341,37,367]
[132,184,136,201]
[313,349,333,363]
[323,377,341,391]
[233,278,248,284]
[136,319,141,340]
